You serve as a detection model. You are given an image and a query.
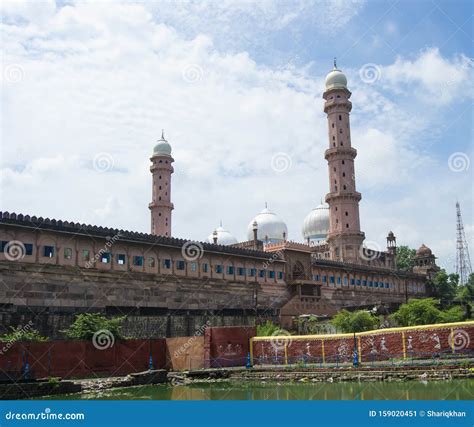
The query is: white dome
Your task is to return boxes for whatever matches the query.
[247,207,288,243]
[153,132,172,156]
[302,202,329,243]
[208,226,238,245]
[325,67,347,91]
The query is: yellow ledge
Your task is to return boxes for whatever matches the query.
[251,320,474,342]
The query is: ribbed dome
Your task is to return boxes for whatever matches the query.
[208,226,238,245]
[153,131,172,156]
[416,244,432,257]
[302,203,330,243]
[325,66,347,90]
[247,206,288,243]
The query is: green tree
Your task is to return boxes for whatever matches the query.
[431,270,459,308]
[391,298,464,326]
[0,326,48,342]
[439,305,464,323]
[331,309,378,333]
[395,246,416,271]
[455,273,474,319]
[63,313,126,340]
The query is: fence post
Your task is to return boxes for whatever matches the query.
[284,342,288,365]
[321,339,325,365]
[402,331,406,360]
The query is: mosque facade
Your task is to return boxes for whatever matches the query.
[0,64,437,336]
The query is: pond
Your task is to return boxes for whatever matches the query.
[46,379,473,400]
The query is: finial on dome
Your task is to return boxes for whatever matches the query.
[219,219,222,227]
[161,129,165,140]
[265,201,268,209]
[333,57,337,69]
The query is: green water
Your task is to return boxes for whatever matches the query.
[48,379,473,400]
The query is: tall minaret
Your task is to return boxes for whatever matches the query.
[323,60,364,262]
[149,130,174,236]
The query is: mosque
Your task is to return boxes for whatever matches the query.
[0,63,439,337]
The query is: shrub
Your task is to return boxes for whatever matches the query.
[63,313,126,340]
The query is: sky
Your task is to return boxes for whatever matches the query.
[1,0,473,272]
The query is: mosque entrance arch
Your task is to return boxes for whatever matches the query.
[292,261,306,281]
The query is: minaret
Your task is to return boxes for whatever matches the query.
[149,130,174,236]
[323,60,364,262]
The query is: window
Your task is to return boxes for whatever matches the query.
[133,256,144,266]
[356,279,361,286]
[248,268,256,277]
[163,259,171,269]
[343,185,347,190]
[363,280,367,286]
[385,282,389,289]
[117,254,126,265]
[350,278,355,285]
[176,260,185,270]
[63,247,72,259]
[342,172,345,177]
[345,211,348,216]
[322,275,327,283]
[148,257,155,268]
[82,249,90,261]
[258,270,266,278]
[329,276,335,284]
[43,246,55,258]
[24,243,33,255]
[278,271,284,280]
[342,160,345,165]
[227,266,234,275]
[0,241,8,251]
[344,277,348,285]
[346,224,349,228]
[339,115,342,120]
[269,271,275,279]
[315,274,320,282]
[369,281,373,287]
[215,265,223,274]
[337,277,341,285]
[237,267,245,276]
[202,263,209,273]
[332,123,334,128]
[190,262,197,272]
[374,281,379,288]
[101,252,111,263]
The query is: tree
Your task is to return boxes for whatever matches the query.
[431,270,459,308]
[395,246,416,271]
[391,298,463,326]
[331,310,378,333]
[63,313,126,340]
[455,273,474,319]
[0,326,48,342]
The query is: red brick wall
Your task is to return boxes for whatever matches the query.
[0,339,167,379]
[252,323,474,365]
[205,326,256,368]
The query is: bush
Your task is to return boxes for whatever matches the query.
[331,310,378,333]
[391,298,464,326]
[63,313,126,340]
[256,320,281,336]
[0,326,48,342]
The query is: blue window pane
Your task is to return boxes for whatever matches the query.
[259,270,265,278]
[43,246,55,258]
[202,263,208,272]
[322,276,327,283]
[344,277,348,285]
[350,279,355,285]
[278,272,284,280]
[215,265,223,273]
[330,276,335,284]
[24,244,33,256]
[269,271,275,279]
[133,255,144,266]
[357,279,361,286]
[164,259,171,268]
[369,281,373,287]
[337,277,341,284]
[227,266,234,274]
[363,280,367,286]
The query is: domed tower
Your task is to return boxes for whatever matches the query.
[302,202,330,244]
[323,60,365,262]
[413,244,439,279]
[247,205,288,244]
[149,130,174,237]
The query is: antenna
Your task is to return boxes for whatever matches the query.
[455,201,472,285]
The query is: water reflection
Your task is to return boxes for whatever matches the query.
[52,379,474,401]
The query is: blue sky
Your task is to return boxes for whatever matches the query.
[1,0,473,272]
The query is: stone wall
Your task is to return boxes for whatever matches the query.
[251,321,474,365]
